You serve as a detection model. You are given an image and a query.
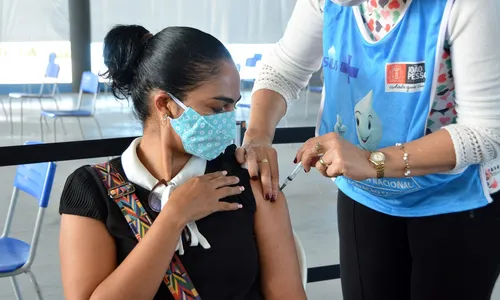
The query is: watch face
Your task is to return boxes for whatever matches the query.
[370,151,385,163]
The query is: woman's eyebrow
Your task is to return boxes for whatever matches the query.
[212,95,242,103]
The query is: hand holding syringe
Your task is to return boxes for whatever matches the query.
[279,163,305,191]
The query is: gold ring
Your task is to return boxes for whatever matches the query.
[319,157,328,167]
[315,142,322,154]
[260,158,269,164]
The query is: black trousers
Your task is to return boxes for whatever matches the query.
[338,190,500,300]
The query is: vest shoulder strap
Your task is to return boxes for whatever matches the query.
[91,162,202,300]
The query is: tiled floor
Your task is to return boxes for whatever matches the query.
[0,91,498,299]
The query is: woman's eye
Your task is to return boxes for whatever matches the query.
[212,107,224,113]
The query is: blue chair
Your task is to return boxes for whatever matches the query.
[240,53,263,92]
[244,53,262,69]
[0,141,57,300]
[245,57,258,68]
[40,71,102,142]
[8,53,63,136]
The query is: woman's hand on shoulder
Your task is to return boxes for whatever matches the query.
[166,171,245,223]
[235,137,280,202]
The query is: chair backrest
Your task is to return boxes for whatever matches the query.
[38,62,60,96]
[45,62,60,79]
[76,71,100,110]
[48,52,56,64]
[13,141,57,208]
[245,57,257,67]
[80,71,100,94]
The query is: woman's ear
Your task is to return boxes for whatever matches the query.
[151,91,174,121]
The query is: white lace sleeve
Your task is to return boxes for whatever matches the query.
[443,0,500,170]
[444,126,500,170]
[251,0,324,106]
[252,64,303,106]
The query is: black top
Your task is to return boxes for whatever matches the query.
[60,145,263,300]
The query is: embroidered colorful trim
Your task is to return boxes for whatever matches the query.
[92,162,201,300]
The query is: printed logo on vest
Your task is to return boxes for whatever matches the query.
[323,46,359,84]
[346,177,423,198]
[484,159,500,195]
[385,62,426,93]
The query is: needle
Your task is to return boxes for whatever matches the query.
[279,164,304,191]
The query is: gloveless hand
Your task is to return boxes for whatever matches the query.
[235,137,279,201]
[165,171,244,223]
[295,132,377,181]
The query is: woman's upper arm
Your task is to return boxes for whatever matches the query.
[253,0,324,102]
[442,0,500,168]
[251,181,306,300]
[60,214,116,300]
[59,167,116,300]
[448,0,500,129]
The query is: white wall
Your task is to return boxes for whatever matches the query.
[0,0,297,44]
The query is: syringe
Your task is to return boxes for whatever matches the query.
[279,164,305,191]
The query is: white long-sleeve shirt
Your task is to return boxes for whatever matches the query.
[252,0,500,171]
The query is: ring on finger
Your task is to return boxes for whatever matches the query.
[259,158,269,164]
[319,157,328,167]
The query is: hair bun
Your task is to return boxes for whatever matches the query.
[102,25,151,99]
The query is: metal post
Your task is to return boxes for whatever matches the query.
[68,0,91,92]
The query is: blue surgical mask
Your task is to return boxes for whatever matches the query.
[168,94,236,161]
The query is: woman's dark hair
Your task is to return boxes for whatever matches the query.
[102,25,232,123]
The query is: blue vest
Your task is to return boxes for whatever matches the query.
[320,0,490,217]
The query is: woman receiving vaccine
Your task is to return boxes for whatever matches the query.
[237,0,500,299]
[59,25,306,300]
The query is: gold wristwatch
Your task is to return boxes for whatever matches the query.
[369,151,385,178]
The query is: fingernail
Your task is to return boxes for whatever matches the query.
[265,193,272,201]
[293,158,297,164]
[239,186,245,191]
[238,204,243,209]
[222,170,228,175]
[271,194,277,202]
[251,176,258,181]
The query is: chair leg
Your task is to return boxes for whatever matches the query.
[20,99,24,138]
[1,98,8,121]
[38,98,50,130]
[39,115,45,142]
[53,118,57,143]
[43,116,50,129]
[26,270,44,300]
[1,98,6,117]
[9,97,13,134]
[10,276,23,300]
[77,117,85,140]
[53,98,67,134]
[92,116,103,138]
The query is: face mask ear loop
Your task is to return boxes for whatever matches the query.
[167,93,188,110]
